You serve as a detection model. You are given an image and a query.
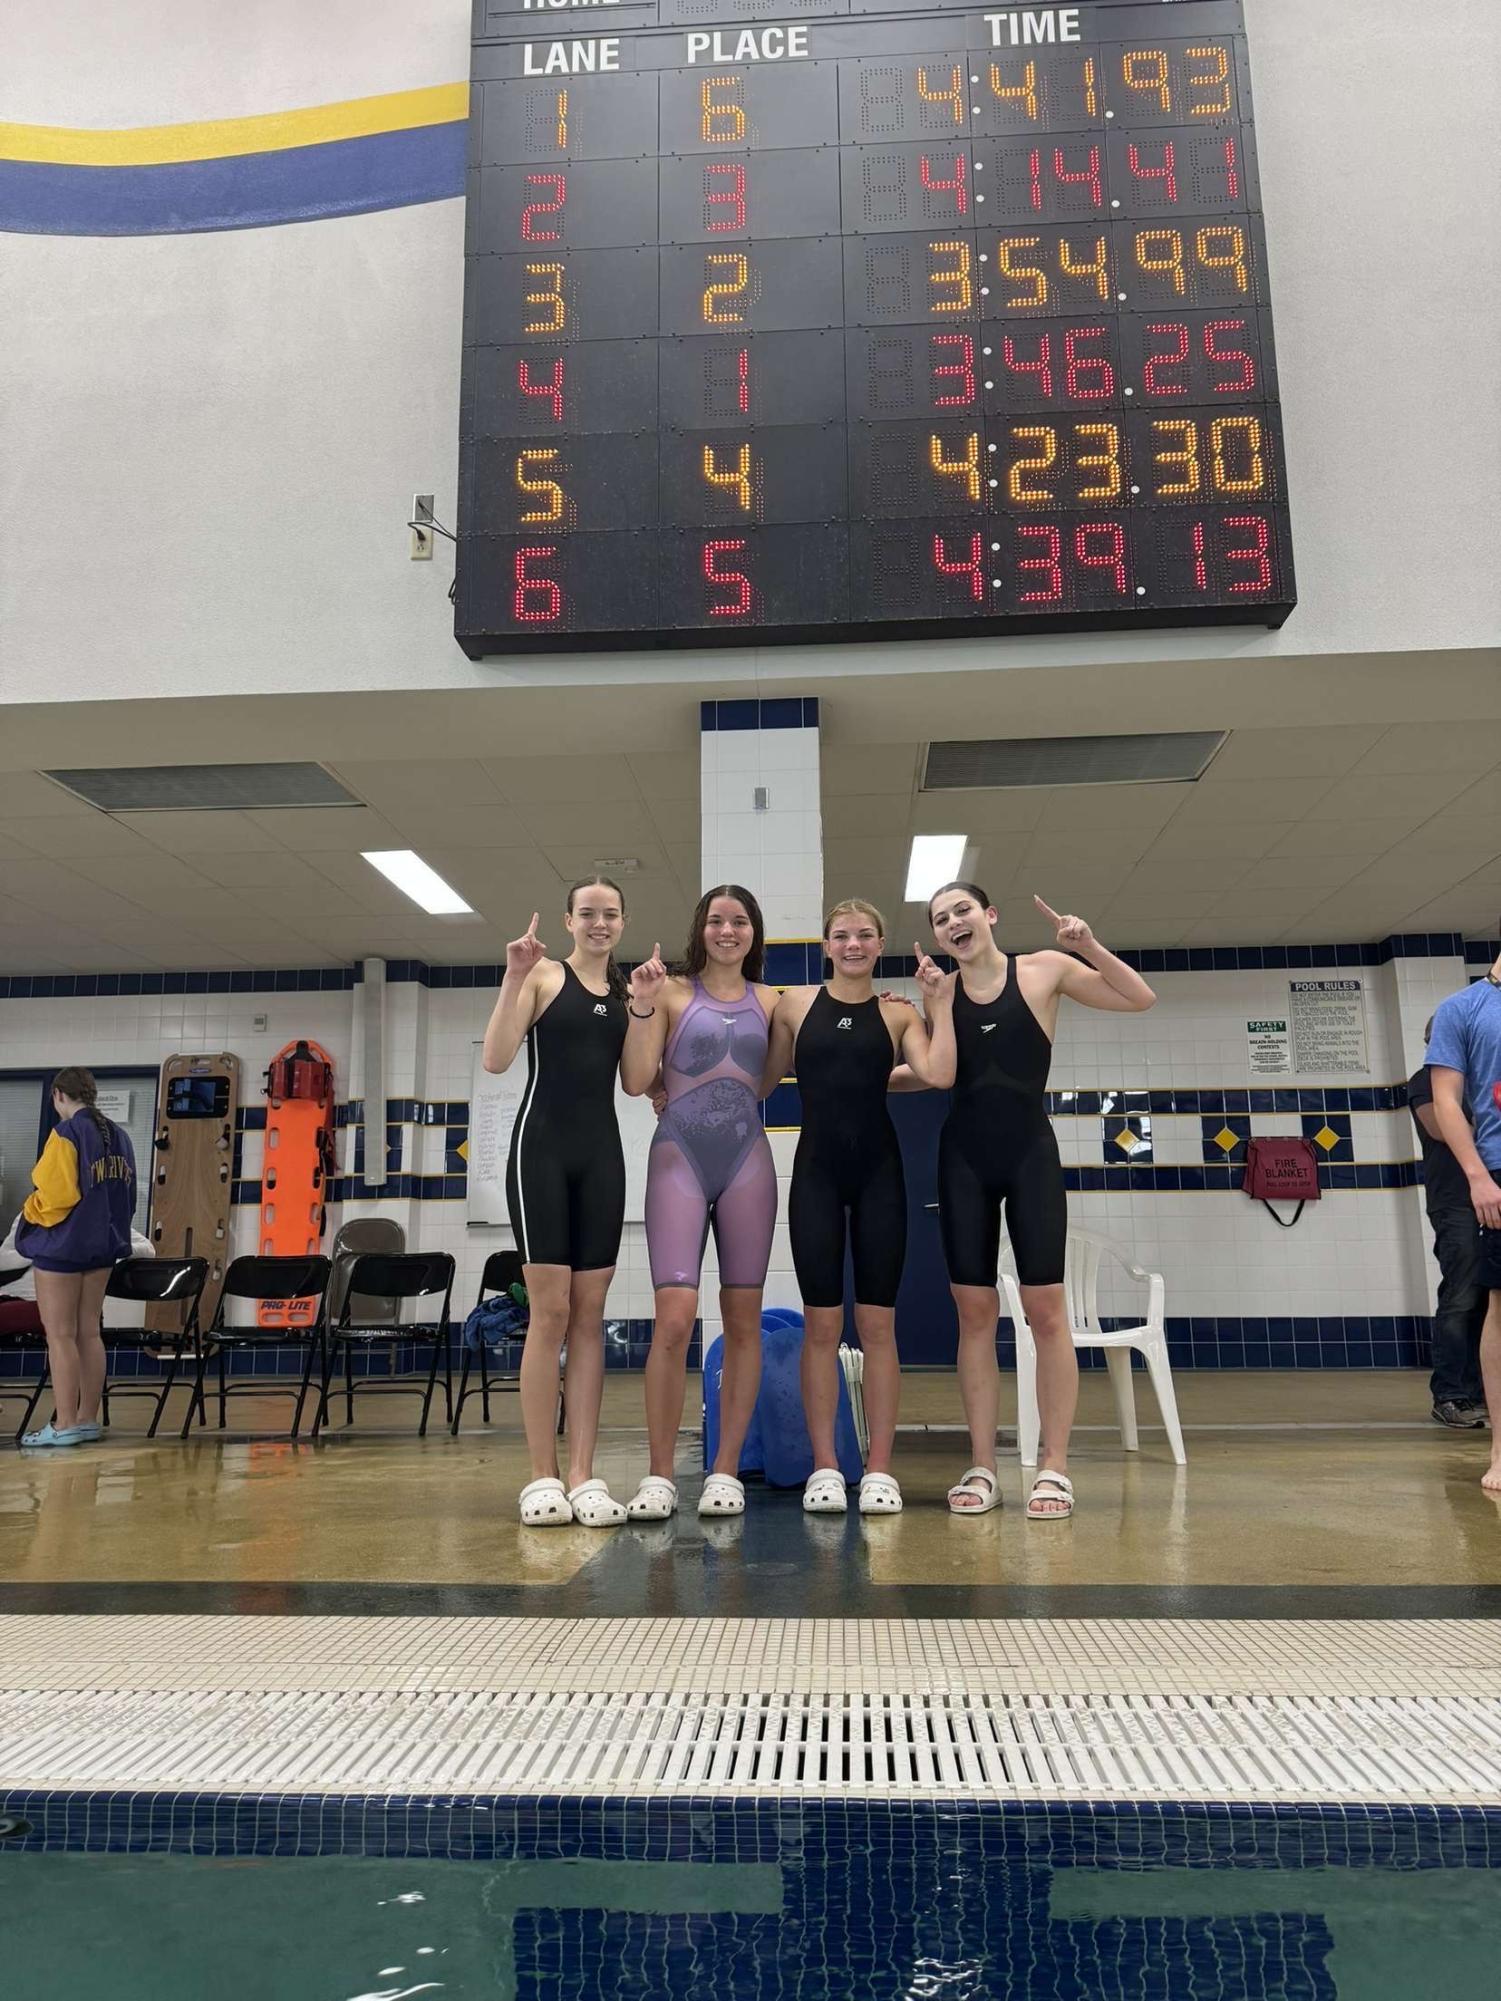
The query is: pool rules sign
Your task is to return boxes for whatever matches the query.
[1288,980,1368,1075]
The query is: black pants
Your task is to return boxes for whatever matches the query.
[1427,1202,1487,1405]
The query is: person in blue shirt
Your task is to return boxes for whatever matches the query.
[1408,1022,1488,1427]
[1426,954,1501,1493]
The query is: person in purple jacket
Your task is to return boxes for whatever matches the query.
[14,1067,137,1447]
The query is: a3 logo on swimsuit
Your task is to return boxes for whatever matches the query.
[837,1017,853,1030]
[592,1004,609,1017]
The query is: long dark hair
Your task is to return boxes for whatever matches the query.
[52,1065,113,1145]
[926,880,993,924]
[679,883,766,984]
[566,876,629,1002]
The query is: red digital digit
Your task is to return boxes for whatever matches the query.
[1127,141,1178,206]
[1143,322,1190,395]
[1064,326,1114,400]
[704,538,753,617]
[520,173,567,242]
[1016,524,1063,602]
[517,357,564,423]
[514,546,563,623]
[1028,149,1044,214]
[1075,521,1127,594]
[704,161,747,233]
[1191,519,1208,591]
[1003,330,1054,400]
[933,531,985,602]
[930,331,976,407]
[737,345,750,415]
[1054,143,1104,208]
[919,154,969,216]
[1203,319,1255,392]
[1225,514,1273,592]
[1221,136,1240,201]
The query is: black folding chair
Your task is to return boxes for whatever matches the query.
[450,1252,568,1438]
[101,1256,209,1438]
[181,1254,331,1439]
[314,1252,455,1436]
[0,1264,49,1441]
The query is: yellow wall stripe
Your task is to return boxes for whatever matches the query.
[0,83,469,168]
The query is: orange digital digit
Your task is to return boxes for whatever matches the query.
[523,262,566,333]
[1060,234,1109,300]
[997,236,1048,309]
[989,61,1039,122]
[929,432,981,501]
[1152,418,1201,496]
[703,251,750,324]
[917,63,965,127]
[1122,49,1171,113]
[1185,45,1232,116]
[702,75,746,143]
[1210,415,1265,494]
[1197,224,1249,293]
[1080,56,1099,118]
[927,240,972,313]
[1076,422,1123,501]
[1135,228,1187,296]
[516,449,565,524]
[1008,425,1058,504]
[554,89,568,150]
[702,442,755,513]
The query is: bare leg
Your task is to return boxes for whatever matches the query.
[519,1263,571,1484]
[33,1269,83,1429]
[712,1286,764,1477]
[561,1266,614,1489]
[1481,1291,1501,1494]
[950,1282,1001,1506]
[645,1286,697,1480]
[800,1304,845,1471]
[853,1304,900,1477]
[76,1266,111,1425]
[1020,1280,1078,1513]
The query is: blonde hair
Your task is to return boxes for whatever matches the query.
[823,898,886,941]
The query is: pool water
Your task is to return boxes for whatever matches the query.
[3,1799,1499,1998]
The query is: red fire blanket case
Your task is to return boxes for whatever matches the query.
[1242,1137,1321,1228]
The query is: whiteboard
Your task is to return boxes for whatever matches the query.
[466,1041,656,1228]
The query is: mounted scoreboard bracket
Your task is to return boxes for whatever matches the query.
[455,0,1295,655]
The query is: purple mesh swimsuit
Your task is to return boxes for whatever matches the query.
[646,979,777,1289]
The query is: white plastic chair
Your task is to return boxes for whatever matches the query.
[1001,1230,1186,1466]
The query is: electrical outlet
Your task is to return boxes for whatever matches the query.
[411,493,435,561]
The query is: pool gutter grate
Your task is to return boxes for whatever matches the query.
[3,1687,1500,1803]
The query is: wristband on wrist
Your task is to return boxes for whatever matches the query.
[629,1005,656,1020]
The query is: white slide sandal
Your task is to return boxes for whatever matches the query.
[1026,1470,1075,1520]
[803,1467,848,1514]
[698,1472,746,1517]
[858,1472,903,1515]
[626,1476,678,1522]
[519,1476,573,1526]
[947,1466,1000,1515]
[567,1478,627,1528]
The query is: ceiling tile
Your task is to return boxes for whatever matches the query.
[329,760,505,808]
[1031,782,1196,830]
[625,750,701,802]
[1204,726,1386,780]
[1232,855,1365,891]
[1170,777,1332,823]
[0,772,99,818]
[1262,819,1408,859]
[825,744,920,797]
[3,814,153,859]
[1302,773,1472,823]
[482,754,644,805]
[115,809,288,856]
[245,807,410,852]
[1144,820,1287,862]
[372,801,531,848]
[1354,725,1501,777]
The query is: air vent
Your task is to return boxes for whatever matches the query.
[923,732,1226,791]
[43,764,361,813]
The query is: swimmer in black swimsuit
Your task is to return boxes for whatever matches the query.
[483,878,633,1529]
[927,885,1157,1521]
[763,900,956,1516]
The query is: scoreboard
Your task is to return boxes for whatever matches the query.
[455,0,1295,655]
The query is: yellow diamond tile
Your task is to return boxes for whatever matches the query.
[1314,1125,1340,1153]
[1214,1126,1240,1154]
[1112,1126,1138,1155]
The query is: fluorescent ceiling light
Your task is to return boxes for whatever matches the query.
[904,834,968,903]
[362,850,474,916]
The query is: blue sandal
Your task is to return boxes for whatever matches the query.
[20,1422,90,1448]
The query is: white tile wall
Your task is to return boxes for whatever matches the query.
[0,946,1474,1341]
[701,725,823,938]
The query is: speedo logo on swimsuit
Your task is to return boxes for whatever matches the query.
[837,1016,853,1029]
[980,1022,998,1034]
[592,1003,609,1016]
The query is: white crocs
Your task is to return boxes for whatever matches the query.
[567,1478,626,1528]
[698,1472,746,1516]
[626,1475,678,1522]
[519,1476,572,1526]
[803,1467,848,1514]
[858,1472,903,1515]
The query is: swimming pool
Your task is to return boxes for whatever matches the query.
[4,1796,1499,1997]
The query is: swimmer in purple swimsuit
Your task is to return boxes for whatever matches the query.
[621,885,779,1521]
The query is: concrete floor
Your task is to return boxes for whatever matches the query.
[3,1372,1497,1612]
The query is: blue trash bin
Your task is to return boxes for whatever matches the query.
[703,1310,863,1486]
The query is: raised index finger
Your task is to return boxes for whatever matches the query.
[1033,894,1062,924]
[527,912,540,937]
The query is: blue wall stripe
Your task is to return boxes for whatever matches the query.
[0,122,465,237]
